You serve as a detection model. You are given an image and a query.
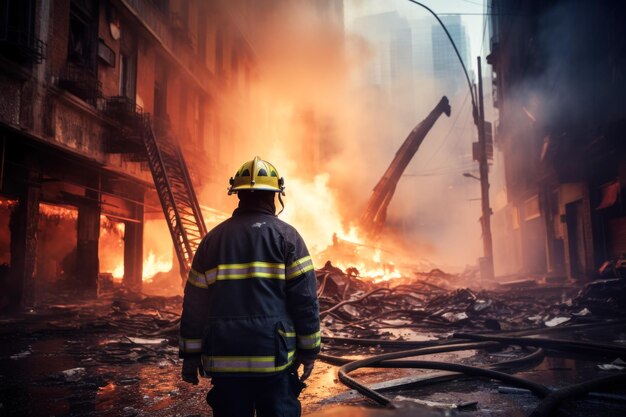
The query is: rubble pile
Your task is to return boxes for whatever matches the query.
[3,265,616,369]
[316,263,597,342]
[0,289,182,366]
[573,278,626,316]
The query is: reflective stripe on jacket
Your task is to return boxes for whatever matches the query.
[179,205,320,376]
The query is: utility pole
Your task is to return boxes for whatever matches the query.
[403,1,495,281]
[476,56,494,281]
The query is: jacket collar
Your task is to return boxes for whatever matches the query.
[233,200,276,217]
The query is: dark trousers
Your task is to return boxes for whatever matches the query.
[206,370,305,417]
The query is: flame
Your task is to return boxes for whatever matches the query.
[109,251,173,281]
[141,251,173,282]
[269,167,408,282]
[329,240,404,283]
[112,264,124,279]
[0,199,17,208]
[39,203,78,219]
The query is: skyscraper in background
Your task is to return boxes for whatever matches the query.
[351,10,416,126]
[431,15,472,93]
[410,18,434,78]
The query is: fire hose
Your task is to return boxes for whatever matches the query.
[333,341,549,406]
[321,334,626,416]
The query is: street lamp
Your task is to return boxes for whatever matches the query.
[463,172,480,181]
[406,0,495,281]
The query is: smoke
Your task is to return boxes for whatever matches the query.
[194,1,484,271]
[495,1,626,146]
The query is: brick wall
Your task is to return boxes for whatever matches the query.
[47,0,70,77]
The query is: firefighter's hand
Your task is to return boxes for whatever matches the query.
[295,354,316,382]
[182,357,201,385]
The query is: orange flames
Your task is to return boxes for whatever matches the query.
[323,227,405,283]
[33,190,410,285]
[137,251,173,282]
[39,203,78,218]
[106,219,175,282]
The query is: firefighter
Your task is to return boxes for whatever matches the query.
[179,156,320,417]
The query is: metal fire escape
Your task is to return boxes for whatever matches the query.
[142,117,207,279]
[360,96,452,235]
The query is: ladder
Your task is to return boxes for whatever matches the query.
[142,116,207,279]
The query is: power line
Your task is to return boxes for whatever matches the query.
[423,89,471,169]
[479,2,489,56]
[450,91,474,155]
[406,0,478,124]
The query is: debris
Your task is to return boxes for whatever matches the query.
[61,367,86,382]
[126,337,168,345]
[122,406,139,417]
[545,317,571,327]
[10,348,32,360]
[574,278,626,315]
[598,364,625,371]
[473,299,493,312]
[572,308,591,317]
[441,312,469,323]
[598,358,626,371]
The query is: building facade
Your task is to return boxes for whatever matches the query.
[0,0,256,310]
[431,15,471,94]
[488,0,626,280]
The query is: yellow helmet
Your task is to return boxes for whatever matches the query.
[228,156,285,195]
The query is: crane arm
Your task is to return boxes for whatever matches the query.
[360,96,452,234]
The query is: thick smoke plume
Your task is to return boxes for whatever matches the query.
[198,1,485,272]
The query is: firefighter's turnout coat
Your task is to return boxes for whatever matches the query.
[179,204,321,376]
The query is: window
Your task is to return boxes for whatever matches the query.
[0,0,43,64]
[197,9,206,63]
[118,26,137,101]
[119,52,136,99]
[151,0,168,15]
[215,28,223,75]
[179,86,188,133]
[154,80,166,118]
[118,30,137,101]
[194,95,202,146]
[68,0,97,70]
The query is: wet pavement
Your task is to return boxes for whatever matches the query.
[1,283,626,416]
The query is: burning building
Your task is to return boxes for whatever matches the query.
[0,0,264,311]
[488,0,626,281]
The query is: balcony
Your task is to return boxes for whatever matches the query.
[105,96,144,131]
[103,96,146,154]
[57,63,102,103]
[0,25,45,64]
